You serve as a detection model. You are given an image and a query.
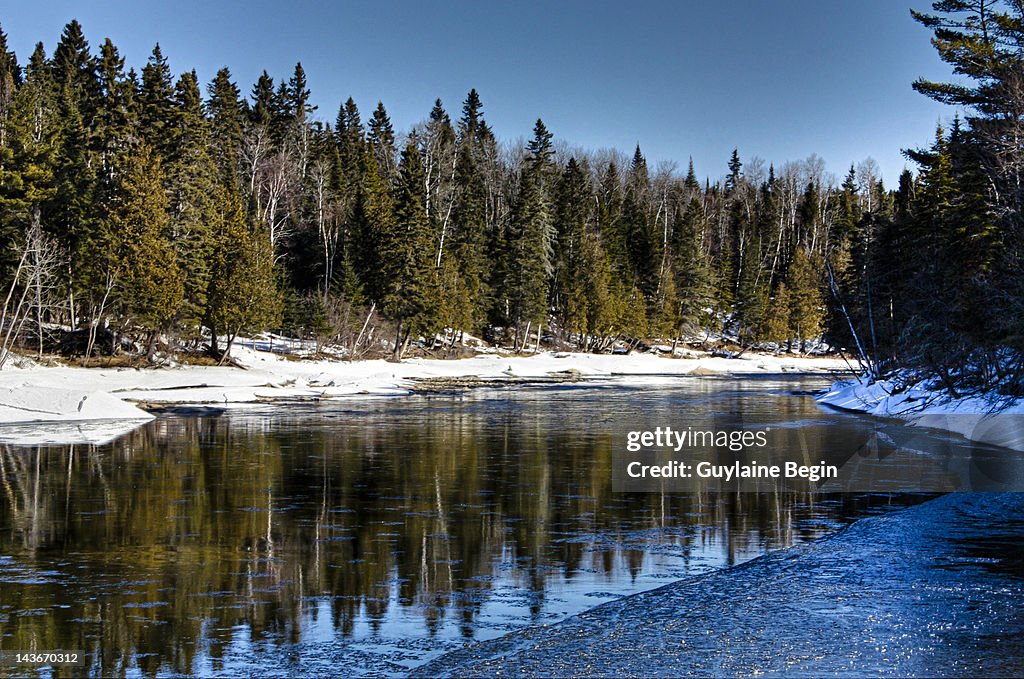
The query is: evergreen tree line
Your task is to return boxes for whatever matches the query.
[830,1,1024,396]
[1,10,1020,390]
[0,20,851,362]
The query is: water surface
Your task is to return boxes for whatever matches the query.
[0,377,942,676]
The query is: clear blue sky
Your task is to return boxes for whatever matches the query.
[6,1,956,184]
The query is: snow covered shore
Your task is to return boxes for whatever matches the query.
[0,347,846,431]
[818,376,1024,452]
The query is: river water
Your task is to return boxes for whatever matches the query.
[0,376,1001,676]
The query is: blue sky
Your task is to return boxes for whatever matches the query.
[6,1,956,184]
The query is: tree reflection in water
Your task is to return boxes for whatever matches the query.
[0,381,929,676]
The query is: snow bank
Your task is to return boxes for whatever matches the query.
[0,386,153,424]
[818,376,1024,452]
[0,347,846,445]
[0,419,152,446]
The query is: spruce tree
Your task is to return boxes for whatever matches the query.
[459,88,485,149]
[335,97,365,195]
[622,147,659,308]
[205,184,281,358]
[506,161,552,342]
[95,39,137,170]
[111,144,183,353]
[785,248,824,353]
[763,281,792,347]
[284,62,314,124]
[725,148,742,195]
[598,162,628,279]
[0,46,57,283]
[553,157,592,338]
[525,118,555,190]
[381,140,437,355]
[165,70,219,332]
[673,197,714,334]
[350,147,393,302]
[734,231,766,345]
[138,44,176,157]
[368,101,396,179]
[51,20,99,119]
[206,68,245,183]
[448,143,488,334]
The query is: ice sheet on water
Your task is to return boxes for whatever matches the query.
[0,417,149,445]
[414,493,1024,678]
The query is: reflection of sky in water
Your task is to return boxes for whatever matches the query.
[0,376,947,676]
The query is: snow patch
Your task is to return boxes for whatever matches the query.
[0,387,153,425]
[819,376,1024,452]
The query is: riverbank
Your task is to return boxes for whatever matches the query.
[0,346,847,428]
[818,377,1024,452]
[412,492,1024,678]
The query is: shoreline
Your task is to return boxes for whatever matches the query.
[411,492,1024,678]
[818,377,1024,452]
[0,347,847,435]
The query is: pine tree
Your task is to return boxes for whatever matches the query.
[553,157,592,337]
[51,20,99,118]
[505,164,550,341]
[447,143,488,333]
[785,247,824,353]
[165,70,219,332]
[206,67,245,183]
[138,44,176,157]
[205,184,281,358]
[381,140,437,355]
[351,147,393,303]
[111,144,183,353]
[368,101,396,179]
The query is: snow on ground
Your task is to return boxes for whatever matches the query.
[0,386,153,425]
[819,376,1024,451]
[0,347,847,432]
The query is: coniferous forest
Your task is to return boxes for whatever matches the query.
[1,3,1023,396]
